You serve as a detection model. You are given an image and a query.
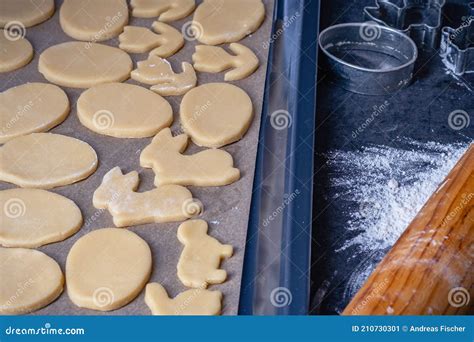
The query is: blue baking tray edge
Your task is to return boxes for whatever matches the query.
[239,0,320,315]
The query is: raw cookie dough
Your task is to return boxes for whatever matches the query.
[66,228,152,311]
[193,43,259,81]
[0,133,98,189]
[93,167,201,227]
[140,128,240,186]
[192,0,265,45]
[177,220,233,288]
[0,82,70,143]
[145,283,222,315]
[131,0,196,22]
[119,22,184,57]
[59,0,129,42]
[38,42,132,88]
[0,188,82,248]
[180,83,253,148]
[77,82,172,138]
[132,55,196,96]
[0,31,33,73]
[0,247,63,314]
[0,0,55,28]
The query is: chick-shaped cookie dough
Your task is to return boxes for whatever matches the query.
[177,220,233,288]
[131,55,197,96]
[118,21,184,57]
[193,43,259,81]
[145,283,222,315]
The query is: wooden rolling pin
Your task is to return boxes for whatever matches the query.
[343,144,474,315]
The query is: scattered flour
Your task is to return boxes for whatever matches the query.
[327,140,469,252]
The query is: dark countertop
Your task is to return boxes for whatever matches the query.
[310,0,473,314]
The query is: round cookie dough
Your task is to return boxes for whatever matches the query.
[0,188,82,248]
[192,0,265,45]
[38,42,132,88]
[66,228,152,311]
[77,82,173,138]
[180,83,253,147]
[0,0,55,28]
[0,133,98,189]
[0,82,70,144]
[0,31,33,73]
[0,247,63,314]
[60,0,129,42]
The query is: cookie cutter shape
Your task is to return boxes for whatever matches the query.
[140,128,240,187]
[145,283,222,315]
[93,167,201,227]
[364,0,446,49]
[192,43,259,81]
[118,21,184,57]
[440,15,474,75]
[318,23,418,95]
[131,55,197,96]
[131,0,196,22]
[177,220,233,288]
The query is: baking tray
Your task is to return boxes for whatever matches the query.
[0,0,275,315]
[240,0,320,315]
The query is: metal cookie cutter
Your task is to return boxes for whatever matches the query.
[440,6,474,76]
[364,0,446,49]
[318,23,418,95]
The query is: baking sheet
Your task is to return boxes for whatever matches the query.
[0,0,275,315]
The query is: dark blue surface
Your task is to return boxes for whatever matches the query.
[239,0,320,315]
[311,0,473,315]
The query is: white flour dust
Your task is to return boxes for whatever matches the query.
[327,140,469,253]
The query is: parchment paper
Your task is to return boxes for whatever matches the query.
[0,0,274,315]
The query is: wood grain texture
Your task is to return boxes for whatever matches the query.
[343,144,474,315]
